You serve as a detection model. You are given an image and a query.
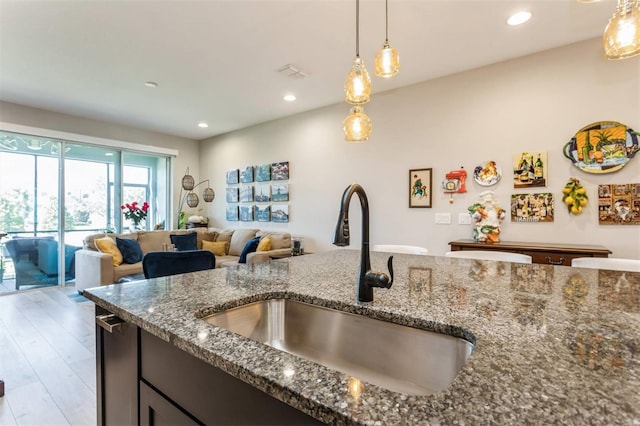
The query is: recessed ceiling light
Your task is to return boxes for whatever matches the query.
[283,94,296,102]
[105,152,114,156]
[198,122,209,128]
[507,11,532,26]
[144,81,158,88]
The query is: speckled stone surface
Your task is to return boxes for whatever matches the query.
[84,250,640,425]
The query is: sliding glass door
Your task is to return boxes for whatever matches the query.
[0,131,171,292]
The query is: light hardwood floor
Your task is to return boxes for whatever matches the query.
[0,286,96,425]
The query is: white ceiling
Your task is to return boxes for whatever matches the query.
[0,0,617,140]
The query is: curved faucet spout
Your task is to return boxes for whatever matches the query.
[333,184,393,302]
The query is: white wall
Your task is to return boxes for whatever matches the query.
[0,101,201,224]
[201,39,640,259]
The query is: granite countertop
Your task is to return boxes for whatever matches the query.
[84,250,640,425]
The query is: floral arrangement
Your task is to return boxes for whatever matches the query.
[121,201,149,227]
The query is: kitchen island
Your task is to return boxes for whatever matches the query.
[84,250,640,425]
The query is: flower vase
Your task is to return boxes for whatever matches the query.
[129,220,144,232]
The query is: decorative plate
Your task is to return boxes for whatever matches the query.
[473,160,501,186]
[563,121,639,174]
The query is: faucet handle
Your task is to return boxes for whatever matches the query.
[363,256,394,290]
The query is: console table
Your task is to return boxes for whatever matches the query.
[448,240,611,266]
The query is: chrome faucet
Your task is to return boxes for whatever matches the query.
[333,184,394,303]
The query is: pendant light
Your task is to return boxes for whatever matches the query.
[603,0,640,60]
[344,0,371,105]
[343,105,372,142]
[374,0,400,78]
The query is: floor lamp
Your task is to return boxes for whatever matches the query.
[178,167,215,228]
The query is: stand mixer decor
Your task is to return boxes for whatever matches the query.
[442,167,467,204]
[467,191,506,243]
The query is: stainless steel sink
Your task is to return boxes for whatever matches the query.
[203,299,474,395]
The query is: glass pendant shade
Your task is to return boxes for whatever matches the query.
[344,56,371,105]
[203,187,215,202]
[343,105,372,142]
[374,42,400,78]
[603,0,640,60]
[186,192,199,208]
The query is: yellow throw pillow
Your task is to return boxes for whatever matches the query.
[202,240,228,256]
[95,236,123,266]
[257,236,272,252]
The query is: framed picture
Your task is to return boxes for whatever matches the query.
[256,205,271,222]
[239,186,254,202]
[240,205,254,221]
[226,187,239,203]
[272,204,289,223]
[226,205,239,221]
[226,169,239,185]
[598,183,640,225]
[409,168,432,208]
[271,183,289,202]
[240,166,254,183]
[256,164,271,182]
[272,161,289,181]
[513,151,547,188]
[255,184,271,202]
[510,193,554,222]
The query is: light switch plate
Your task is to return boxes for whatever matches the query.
[458,213,472,225]
[435,213,451,224]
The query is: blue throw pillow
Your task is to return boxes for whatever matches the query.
[170,232,198,251]
[115,237,143,264]
[239,237,261,264]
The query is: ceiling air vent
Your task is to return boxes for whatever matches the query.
[277,64,309,79]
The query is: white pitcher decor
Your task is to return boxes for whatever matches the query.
[467,191,506,243]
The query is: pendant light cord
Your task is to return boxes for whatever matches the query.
[385,0,389,42]
[356,0,360,57]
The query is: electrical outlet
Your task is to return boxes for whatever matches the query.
[435,213,451,224]
[458,213,472,225]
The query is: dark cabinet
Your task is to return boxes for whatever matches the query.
[140,381,200,426]
[95,306,321,425]
[95,306,139,426]
[448,240,611,266]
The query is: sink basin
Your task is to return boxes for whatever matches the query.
[203,299,474,395]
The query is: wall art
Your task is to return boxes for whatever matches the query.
[561,177,588,215]
[226,205,239,221]
[226,169,239,185]
[598,183,640,225]
[226,187,239,203]
[255,185,271,202]
[240,205,254,222]
[272,161,289,180]
[473,160,501,186]
[240,166,254,183]
[239,186,254,202]
[513,151,547,188]
[409,168,432,208]
[442,167,467,204]
[563,121,639,174]
[510,193,554,222]
[271,183,289,202]
[256,164,271,182]
[256,205,271,222]
[272,204,289,223]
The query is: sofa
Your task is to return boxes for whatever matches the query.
[74,227,292,292]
